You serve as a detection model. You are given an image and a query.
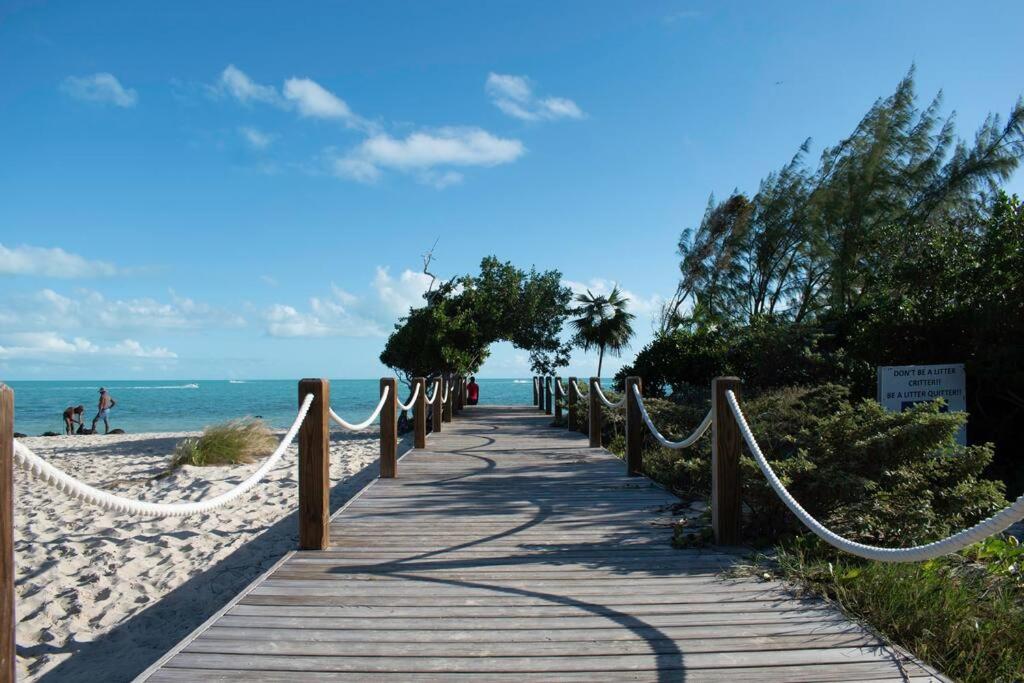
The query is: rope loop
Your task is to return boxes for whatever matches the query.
[12,394,315,518]
[593,383,626,409]
[726,390,1024,562]
[397,383,420,412]
[425,378,440,404]
[631,385,711,449]
[330,385,390,431]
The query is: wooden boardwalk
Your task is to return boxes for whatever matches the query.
[141,405,942,682]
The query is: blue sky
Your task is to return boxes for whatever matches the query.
[2,1,1022,380]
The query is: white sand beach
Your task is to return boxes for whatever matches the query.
[12,428,399,682]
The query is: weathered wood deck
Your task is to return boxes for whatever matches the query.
[141,405,943,682]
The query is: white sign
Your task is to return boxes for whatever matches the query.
[877,364,966,444]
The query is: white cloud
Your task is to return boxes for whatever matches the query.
[333,156,382,184]
[263,267,433,338]
[333,127,524,185]
[485,72,584,122]
[562,278,663,316]
[60,73,138,107]
[263,297,384,339]
[239,126,274,149]
[0,332,175,360]
[372,267,433,317]
[260,275,279,287]
[539,97,584,120]
[0,288,246,333]
[217,65,280,105]
[215,66,373,132]
[0,244,118,278]
[283,77,372,131]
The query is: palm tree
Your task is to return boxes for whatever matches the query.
[569,286,636,378]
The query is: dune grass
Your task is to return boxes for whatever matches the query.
[172,418,277,467]
[772,535,1024,683]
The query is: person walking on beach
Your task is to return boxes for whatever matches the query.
[63,405,85,434]
[91,388,117,434]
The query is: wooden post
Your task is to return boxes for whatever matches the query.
[625,376,643,476]
[1,385,14,683]
[457,377,465,411]
[712,376,742,545]
[413,377,427,449]
[553,376,563,421]
[298,378,330,551]
[538,376,545,411]
[533,376,539,406]
[380,378,398,478]
[431,376,443,433]
[588,377,602,447]
[442,375,453,423]
[544,376,553,415]
[567,376,578,431]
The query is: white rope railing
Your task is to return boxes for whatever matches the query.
[330,385,390,431]
[631,385,711,449]
[594,383,625,409]
[397,383,420,412]
[441,380,450,404]
[425,378,440,404]
[726,390,1024,562]
[11,394,315,518]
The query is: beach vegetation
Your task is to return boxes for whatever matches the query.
[172,418,277,467]
[380,255,573,381]
[771,535,1024,683]
[569,285,636,378]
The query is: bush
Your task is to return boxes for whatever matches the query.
[635,384,1008,545]
[615,319,868,397]
[172,418,277,467]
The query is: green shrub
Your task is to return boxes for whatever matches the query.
[636,384,1007,545]
[172,418,277,467]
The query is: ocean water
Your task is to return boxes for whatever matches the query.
[5,378,552,436]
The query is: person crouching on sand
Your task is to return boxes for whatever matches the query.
[63,405,85,434]
[91,387,117,434]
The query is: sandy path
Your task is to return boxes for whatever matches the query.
[12,428,399,682]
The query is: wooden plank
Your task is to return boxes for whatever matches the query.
[148,665,940,683]
[200,620,867,643]
[161,647,905,672]
[183,632,877,656]
[212,610,846,630]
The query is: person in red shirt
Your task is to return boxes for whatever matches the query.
[466,377,480,406]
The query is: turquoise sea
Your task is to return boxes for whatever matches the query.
[5,378,558,436]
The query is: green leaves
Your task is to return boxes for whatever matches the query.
[569,285,637,377]
[379,256,572,380]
